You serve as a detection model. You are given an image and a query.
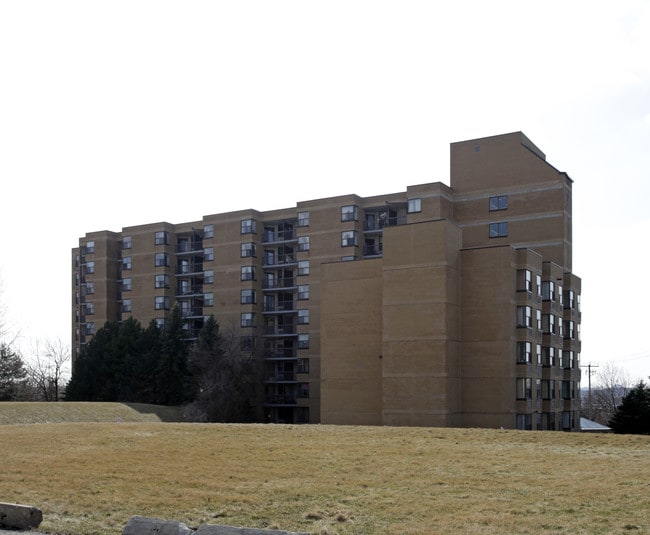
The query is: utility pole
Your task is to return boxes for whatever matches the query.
[580,363,599,420]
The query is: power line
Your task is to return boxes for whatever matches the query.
[580,363,599,420]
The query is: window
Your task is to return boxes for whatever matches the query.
[516,413,532,431]
[542,347,555,367]
[122,278,132,291]
[204,292,214,307]
[241,242,256,258]
[297,211,310,227]
[297,358,310,373]
[536,344,542,365]
[241,219,257,234]
[204,270,214,284]
[341,205,358,222]
[122,299,132,313]
[122,236,132,249]
[516,378,532,400]
[154,231,169,245]
[489,222,508,238]
[204,247,214,261]
[241,312,255,327]
[86,322,95,336]
[517,306,532,328]
[241,266,256,281]
[155,274,169,289]
[516,341,532,364]
[536,309,542,331]
[298,236,310,251]
[565,290,575,310]
[536,274,542,297]
[517,269,532,292]
[341,230,358,247]
[566,350,575,368]
[85,261,95,274]
[298,383,310,398]
[85,302,94,315]
[122,256,132,270]
[298,334,309,349]
[558,285,564,306]
[542,314,556,335]
[298,260,310,276]
[86,282,94,295]
[298,285,310,300]
[561,411,574,431]
[542,281,556,301]
[542,380,556,400]
[407,198,422,213]
[154,296,170,310]
[85,241,95,254]
[557,349,565,368]
[155,253,169,267]
[203,224,214,239]
[241,289,256,304]
[240,336,255,351]
[489,195,508,211]
[298,309,310,325]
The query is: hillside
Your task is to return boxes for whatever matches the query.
[0,402,182,424]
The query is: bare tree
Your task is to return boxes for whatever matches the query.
[27,339,71,401]
[586,362,634,425]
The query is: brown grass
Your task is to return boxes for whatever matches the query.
[0,402,182,424]
[0,412,648,534]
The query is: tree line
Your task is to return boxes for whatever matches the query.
[65,306,258,422]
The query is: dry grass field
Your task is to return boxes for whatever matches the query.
[0,404,649,535]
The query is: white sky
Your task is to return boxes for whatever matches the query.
[1,1,649,385]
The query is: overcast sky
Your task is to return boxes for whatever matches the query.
[1,1,649,385]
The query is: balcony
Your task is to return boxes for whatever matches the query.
[263,230,297,244]
[180,307,204,318]
[176,284,204,297]
[264,396,297,406]
[263,254,297,268]
[263,277,296,290]
[176,241,204,254]
[264,325,297,337]
[363,244,383,257]
[266,373,297,383]
[176,263,204,275]
[263,301,296,314]
[363,215,406,231]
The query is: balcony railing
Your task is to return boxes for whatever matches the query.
[264,325,297,336]
[263,277,296,289]
[266,373,297,382]
[264,301,296,313]
[180,307,204,318]
[176,284,204,296]
[265,396,297,405]
[176,241,204,254]
[176,263,204,275]
[363,215,407,231]
[263,254,296,267]
[263,230,296,243]
[363,244,383,256]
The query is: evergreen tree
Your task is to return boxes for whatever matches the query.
[155,304,192,405]
[186,315,255,422]
[608,381,650,434]
[0,342,27,401]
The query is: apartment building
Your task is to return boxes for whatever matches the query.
[72,131,582,430]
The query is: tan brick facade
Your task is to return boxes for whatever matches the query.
[72,131,581,429]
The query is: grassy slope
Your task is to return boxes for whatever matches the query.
[0,406,649,535]
[0,402,182,424]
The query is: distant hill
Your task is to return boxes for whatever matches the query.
[0,402,182,424]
